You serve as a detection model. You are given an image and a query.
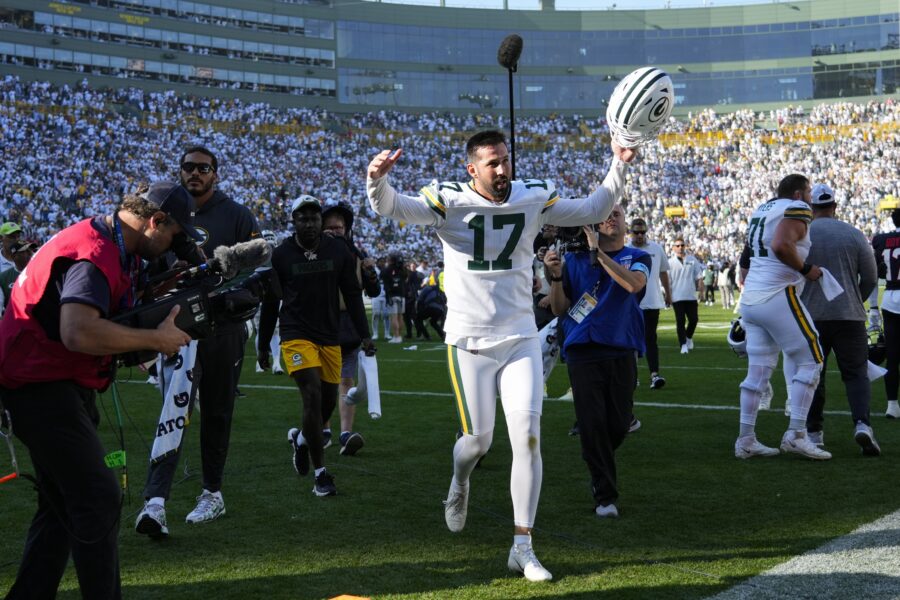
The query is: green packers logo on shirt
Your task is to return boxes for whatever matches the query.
[291,353,303,366]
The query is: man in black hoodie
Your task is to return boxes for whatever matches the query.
[136,146,260,538]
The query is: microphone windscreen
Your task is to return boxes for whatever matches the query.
[212,239,272,279]
[497,34,523,70]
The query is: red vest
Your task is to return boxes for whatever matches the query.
[0,219,132,390]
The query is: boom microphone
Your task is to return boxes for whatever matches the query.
[497,34,523,72]
[183,238,272,280]
[497,33,523,180]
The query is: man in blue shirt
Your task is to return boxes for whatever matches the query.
[544,204,650,519]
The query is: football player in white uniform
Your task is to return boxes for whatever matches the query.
[366,130,636,582]
[736,174,830,460]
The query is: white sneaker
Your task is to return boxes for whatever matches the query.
[135,502,168,538]
[372,334,379,341]
[680,344,689,354]
[854,422,881,457]
[595,504,619,518]
[557,387,573,401]
[255,362,264,373]
[734,434,780,459]
[886,401,900,419]
[185,490,226,524]
[508,543,552,582]
[759,382,773,410]
[388,336,403,344]
[780,430,832,460]
[444,483,469,533]
[146,375,158,385]
[807,430,824,447]
[686,338,694,350]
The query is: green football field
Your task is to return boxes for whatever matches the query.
[1,304,897,599]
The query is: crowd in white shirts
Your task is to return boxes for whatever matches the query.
[1,76,897,268]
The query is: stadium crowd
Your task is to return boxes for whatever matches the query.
[0,75,898,271]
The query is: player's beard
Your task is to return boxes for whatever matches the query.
[490,176,510,199]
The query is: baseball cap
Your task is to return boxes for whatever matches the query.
[0,222,22,236]
[10,241,37,255]
[144,182,202,241]
[811,183,836,206]
[291,194,322,214]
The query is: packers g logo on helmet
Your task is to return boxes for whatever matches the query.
[605,66,674,148]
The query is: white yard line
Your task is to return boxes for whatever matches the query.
[118,380,852,416]
[708,509,900,600]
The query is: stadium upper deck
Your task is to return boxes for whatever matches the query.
[0,0,896,113]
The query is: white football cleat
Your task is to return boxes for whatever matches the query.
[686,338,694,350]
[680,344,689,354]
[508,543,552,582]
[734,435,780,459]
[780,430,832,460]
[444,483,469,533]
[886,401,900,419]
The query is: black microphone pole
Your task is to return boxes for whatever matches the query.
[507,65,516,180]
[497,34,523,180]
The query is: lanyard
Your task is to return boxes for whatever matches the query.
[111,214,140,309]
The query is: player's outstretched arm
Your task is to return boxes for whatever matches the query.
[366,147,444,227]
[545,142,637,227]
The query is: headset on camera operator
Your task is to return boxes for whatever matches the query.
[0,182,198,600]
[543,205,650,519]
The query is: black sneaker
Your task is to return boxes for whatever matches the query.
[340,432,365,456]
[568,421,580,436]
[650,374,666,390]
[313,471,337,496]
[323,430,333,450]
[288,428,310,476]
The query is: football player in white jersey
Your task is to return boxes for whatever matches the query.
[736,174,830,461]
[366,130,636,582]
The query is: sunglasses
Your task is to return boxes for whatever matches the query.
[181,162,215,174]
[674,243,684,247]
[631,230,647,235]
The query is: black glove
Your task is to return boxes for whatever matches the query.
[258,350,271,370]
[361,338,376,356]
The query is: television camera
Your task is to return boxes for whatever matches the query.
[113,238,280,367]
[555,224,596,254]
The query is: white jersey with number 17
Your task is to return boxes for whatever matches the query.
[366,160,626,349]
[741,198,812,306]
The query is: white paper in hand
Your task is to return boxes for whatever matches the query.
[818,268,845,301]
[867,360,887,382]
[356,350,382,419]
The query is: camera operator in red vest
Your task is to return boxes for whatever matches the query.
[0,182,197,600]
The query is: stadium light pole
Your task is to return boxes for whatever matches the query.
[497,34,523,180]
